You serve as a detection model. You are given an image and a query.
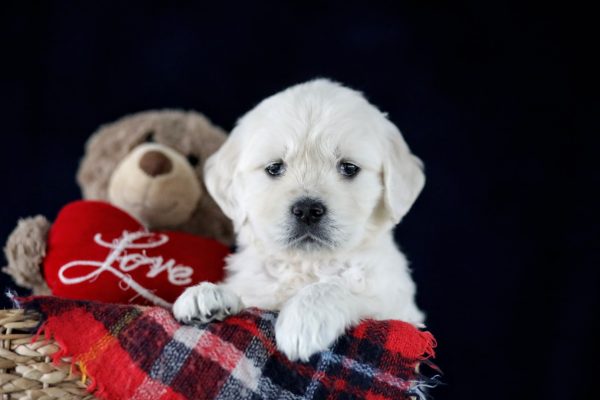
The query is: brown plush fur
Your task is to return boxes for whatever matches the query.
[4,109,233,295]
[78,110,233,242]
[3,216,52,294]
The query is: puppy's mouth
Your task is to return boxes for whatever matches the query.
[286,231,335,250]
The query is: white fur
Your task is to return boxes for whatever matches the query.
[173,79,426,361]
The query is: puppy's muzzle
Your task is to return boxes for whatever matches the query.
[291,198,326,225]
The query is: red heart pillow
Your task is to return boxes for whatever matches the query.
[44,201,229,307]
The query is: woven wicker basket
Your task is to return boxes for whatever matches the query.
[0,309,96,400]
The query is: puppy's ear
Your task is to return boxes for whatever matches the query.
[382,123,425,224]
[204,133,246,230]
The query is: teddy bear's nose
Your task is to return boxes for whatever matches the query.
[139,150,173,177]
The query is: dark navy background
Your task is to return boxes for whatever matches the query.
[1,2,596,399]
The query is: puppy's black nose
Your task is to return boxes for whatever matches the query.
[291,198,326,225]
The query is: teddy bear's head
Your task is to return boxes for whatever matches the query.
[77,110,233,244]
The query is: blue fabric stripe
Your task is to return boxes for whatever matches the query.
[149,337,195,385]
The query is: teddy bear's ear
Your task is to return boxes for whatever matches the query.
[77,121,139,200]
[203,132,247,231]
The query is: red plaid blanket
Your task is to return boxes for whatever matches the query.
[17,296,439,400]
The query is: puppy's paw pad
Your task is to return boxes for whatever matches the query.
[172,283,243,324]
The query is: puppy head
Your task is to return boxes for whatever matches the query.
[205,79,424,254]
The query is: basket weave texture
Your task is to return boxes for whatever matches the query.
[0,309,96,400]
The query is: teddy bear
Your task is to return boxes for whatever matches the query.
[3,110,233,303]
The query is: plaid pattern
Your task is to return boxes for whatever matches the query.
[18,296,438,400]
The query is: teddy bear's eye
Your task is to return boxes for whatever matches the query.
[144,131,155,143]
[187,154,200,167]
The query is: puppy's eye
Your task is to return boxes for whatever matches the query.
[265,161,286,177]
[338,161,360,178]
[144,131,155,143]
[187,154,200,167]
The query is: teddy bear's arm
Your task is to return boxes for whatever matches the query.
[3,216,51,295]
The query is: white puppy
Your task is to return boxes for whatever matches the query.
[173,79,426,361]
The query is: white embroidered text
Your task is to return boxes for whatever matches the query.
[58,230,194,307]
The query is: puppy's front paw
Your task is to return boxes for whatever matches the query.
[172,282,243,324]
[275,284,352,361]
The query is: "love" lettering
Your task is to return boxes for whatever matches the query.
[58,230,194,308]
